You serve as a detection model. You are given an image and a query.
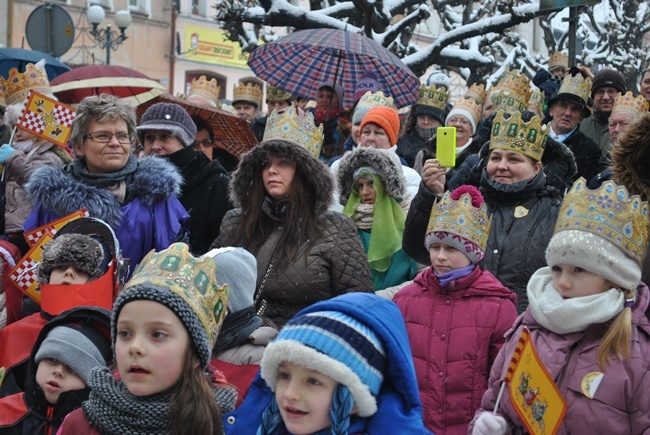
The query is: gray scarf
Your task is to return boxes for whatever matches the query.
[69,154,138,190]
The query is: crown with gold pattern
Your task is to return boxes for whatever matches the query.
[1,62,53,106]
[233,82,263,107]
[527,87,546,113]
[266,85,292,102]
[549,51,569,71]
[555,71,592,105]
[188,75,221,107]
[122,243,230,353]
[465,83,487,105]
[492,89,528,115]
[490,110,548,162]
[612,91,649,117]
[417,84,449,112]
[263,106,324,158]
[357,90,396,110]
[496,68,531,101]
[554,178,649,264]
[449,97,483,126]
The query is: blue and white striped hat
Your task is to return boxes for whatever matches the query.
[260,310,387,417]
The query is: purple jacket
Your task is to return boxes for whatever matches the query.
[470,282,650,434]
[394,265,518,435]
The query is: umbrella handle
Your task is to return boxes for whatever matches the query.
[326,49,345,119]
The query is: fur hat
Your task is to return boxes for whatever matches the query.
[37,234,107,284]
[203,247,257,313]
[359,106,400,146]
[591,69,626,97]
[261,309,387,417]
[137,102,198,147]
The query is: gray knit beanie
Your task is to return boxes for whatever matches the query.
[136,102,197,147]
[202,247,257,313]
[37,234,107,284]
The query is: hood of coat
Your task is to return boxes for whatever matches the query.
[230,139,334,215]
[611,113,650,202]
[336,146,408,205]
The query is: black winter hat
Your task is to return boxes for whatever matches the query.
[136,102,198,147]
[591,69,626,97]
[413,104,446,125]
[37,234,107,284]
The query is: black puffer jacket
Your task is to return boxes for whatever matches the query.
[397,132,425,168]
[561,127,604,182]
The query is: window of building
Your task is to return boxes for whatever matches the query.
[128,0,150,16]
[192,0,211,17]
[89,0,113,8]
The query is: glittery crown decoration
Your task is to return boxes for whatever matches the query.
[426,190,491,252]
[554,178,649,264]
[233,82,263,107]
[612,91,649,117]
[266,85,292,102]
[492,89,528,115]
[528,87,545,111]
[188,75,221,106]
[263,106,324,158]
[490,110,548,162]
[1,62,53,106]
[465,83,487,105]
[357,90,395,110]
[549,51,568,70]
[123,243,229,348]
[496,68,531,101]
[417,84,449,111]
[450,97,483,125]
[557,72,592,104]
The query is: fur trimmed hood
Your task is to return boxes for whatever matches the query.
[336,147,408,205]
[611,112,650,202]
[230,140,333,215]
[25,156,183,229]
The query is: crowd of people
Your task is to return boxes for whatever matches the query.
[0,50,649,435]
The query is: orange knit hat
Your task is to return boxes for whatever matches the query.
[360,106,400,146]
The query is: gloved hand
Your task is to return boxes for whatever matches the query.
[0,144,15,163]
[472,412,508,435]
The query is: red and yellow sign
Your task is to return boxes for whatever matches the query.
[23,208,90,248]
[16,90,76,148]
[183,24,251,69]
[9,230,56,303]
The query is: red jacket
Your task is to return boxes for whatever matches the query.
[393,265,517,435]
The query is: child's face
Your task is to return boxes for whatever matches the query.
[49,265,92,285]
[551,263,614,299]
[35,358,86,405]
[275,361,338,435]
[429,242,472,274]
[355,176,376,205]
[115,300,190,397]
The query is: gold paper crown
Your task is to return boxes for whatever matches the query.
[528,87,546,111]
[556,72,592,104]
[549,51,569,70]
[449,97,483,126]
[233,82,263,107]
[496,68,531,101]
[554,178,649,264]
[123,243,229,348]
[465,83,487,105]
[1,62,53,106]
[417,84,449,112]
[263,106,324,158]
[490,110,548,162]
[357,90,395,110]
[266,85,292,102]
[188,75,221,107]
[492,89,528,115]
[612,91,649,117]
[426,189,491,252]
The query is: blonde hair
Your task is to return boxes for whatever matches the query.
[597,287,634,369]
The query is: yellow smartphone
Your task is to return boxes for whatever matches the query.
[436,126,456,168]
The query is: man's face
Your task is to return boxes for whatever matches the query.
[549,99,584,134]
[609,111,636,145]
[592,87,618,114]
[640,71,650,103]
[234,102,259,122]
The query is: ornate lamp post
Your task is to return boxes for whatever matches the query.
[86,5,132,65]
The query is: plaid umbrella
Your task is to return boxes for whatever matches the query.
[248,29,420,109]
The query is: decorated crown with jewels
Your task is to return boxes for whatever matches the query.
[357,90,395,110]
[266,85,292,102]
[549,51,568,70]
[557,72,592,104]
[492,89,528,115]
[233,82,263,107]
[450,97,483,126]
[263,106,324,158]
[612,91,649,117]
[490,110,548,162]
[554,178,649,264]
[528,87,546,112]
[417,84,449,111]
[1,62,53,106]
[496,68,531,101]
[465,83,487,105]
[188,75,221,107]
[123,243,230,348]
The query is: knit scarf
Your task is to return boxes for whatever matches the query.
[527,267,624,334]
[69,154,139,190]
[313,107,341,126]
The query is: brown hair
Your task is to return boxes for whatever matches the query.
[597,287,634,369]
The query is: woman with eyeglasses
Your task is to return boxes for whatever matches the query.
[24,94,189,278]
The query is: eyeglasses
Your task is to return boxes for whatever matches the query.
[84,132,132,144]
[417,115,436,123]
[447,117,470,127]
[192,139,213,148]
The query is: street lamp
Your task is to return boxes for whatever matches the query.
[86,5,132,65]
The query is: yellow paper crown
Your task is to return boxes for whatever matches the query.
[266,85,292,102]
[357,90,395,110]
[556,72,592,104]
[612,91,649,117]
[528,87,546,112]
[233,82,263,107]
[417,84,449,112]
[549,51,568,70]
[426,189,491,252]
[492,89,528,115]
[188,75,221,107]
[263,106,324,158]
[496,68,531,101]
[490,110,548,162]
[123,243,229,348]
[449,97,483,126]
[554,178,649,264]
[465,83,487,105]
[2,62,53,106]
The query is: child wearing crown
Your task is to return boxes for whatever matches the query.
[394,185,517,435]
[470,178,650,435]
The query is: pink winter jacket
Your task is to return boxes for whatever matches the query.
[470,282,650,434]
[394,265,518,435]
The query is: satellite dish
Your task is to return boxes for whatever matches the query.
[25,4,75,58]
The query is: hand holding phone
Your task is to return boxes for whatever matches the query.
[436,126,456,168]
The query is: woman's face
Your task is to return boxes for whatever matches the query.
[446,115,472,147]
[486,149,542,184]
[142,130,185,156]
[316,88,340,111]
[359,123,391,149]
[75,118,132,174]
[355,176,376,204]
[262,157,296,200]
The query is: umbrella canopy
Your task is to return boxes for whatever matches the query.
[50,65,166,106]
[0,48,71,80]
[248,29,420,108]
[136,94,258,158]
